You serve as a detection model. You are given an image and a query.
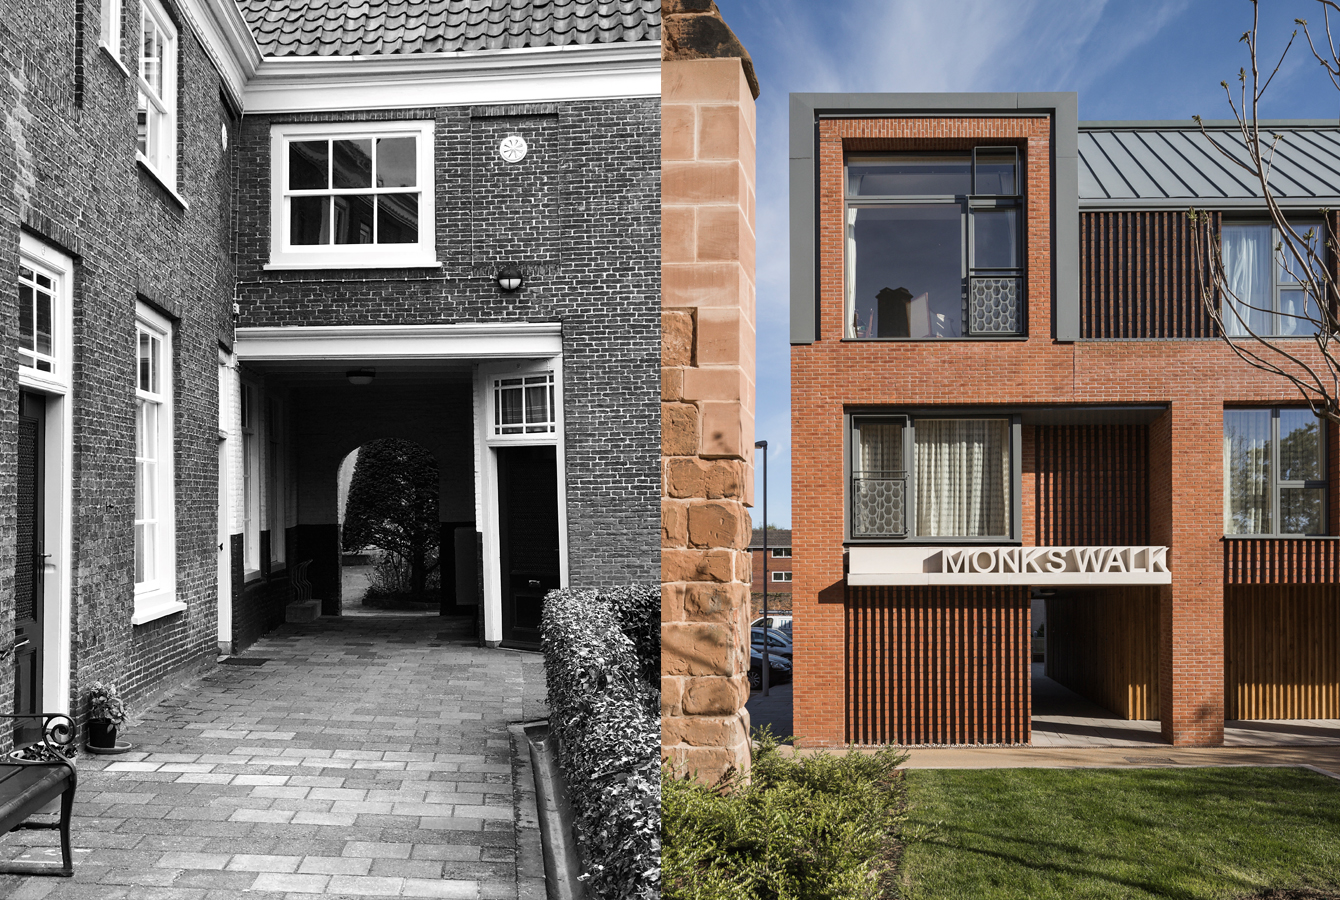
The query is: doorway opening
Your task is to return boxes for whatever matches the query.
[338,439,443,618]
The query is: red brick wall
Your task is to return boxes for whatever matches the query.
[792,115,1340,747]
[750,547,792,594]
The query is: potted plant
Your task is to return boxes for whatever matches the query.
[87,682,126,750]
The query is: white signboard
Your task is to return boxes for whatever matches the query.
[847,545,1172,586]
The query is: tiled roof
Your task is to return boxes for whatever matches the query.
[750,528,791,549]
[1079,122,1340,206]
[236,0,661,58]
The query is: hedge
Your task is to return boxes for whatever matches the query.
[542,586,660,899]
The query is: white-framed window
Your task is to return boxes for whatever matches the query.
[493,371,556,437]
[136,0,177,184]
[134,304,181,623]
[240,381,260,576]
[770,547,792,558]
[1224,407,1327,536]
[268,121,436,269]
[850,415,1018,541]
[18,235,73,393]
[1221,221,1325,337]
[770,571,792,582]
[100,0,122,61]
[267,397,285,566]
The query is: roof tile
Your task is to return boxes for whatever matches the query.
[235,0,659,57]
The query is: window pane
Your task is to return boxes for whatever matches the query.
[848,205,962,338]
[376,137,416,188]
[376,193,419,244]
[974,149,1017,195]
[1224,409,1272,534]
[1279,409,1322,482]
[141,16,161,94]
[915,419,1010,537]
[1277,222,1324,284]
[852,419,907,538]
[1221,225,1272,336]
[136,91,149,156]
[291,196,330,245]
[138,332,153,392]
[34,287,52,355]
[498,388,523,427]
[332,139,372,188]
[524,384,548,424]
[1276,289,1321,337]
[856,419,903,472]
[333,195,374,244]
[19,284,33,348]
[973,208,1018,269]
[848,155,970,196]
[288,141,328,190]
[1281,487,1324,534]
[135,523,148,583]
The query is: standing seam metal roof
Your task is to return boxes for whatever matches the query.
[234,0,661,57]
[1079,124,1340,204]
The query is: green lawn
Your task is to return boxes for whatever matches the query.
[901,767,1340,900]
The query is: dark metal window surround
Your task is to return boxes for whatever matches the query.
[1224,407,1327,536]
[845,148,1024,340]
[849,413,1022,542]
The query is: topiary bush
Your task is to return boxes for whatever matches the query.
[662,731,909,900]
[542,587,660,900]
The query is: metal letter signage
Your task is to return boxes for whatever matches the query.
[846,545,1172,587]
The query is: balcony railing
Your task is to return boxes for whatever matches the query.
[851,470,907,538]
[967,275,1023,335]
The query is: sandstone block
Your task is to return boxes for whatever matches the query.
[662,713,745,748]
[661,366,684,401]
[696,205,754,275]
[662,57,749,104]
[661,676,684,716]
[665,457,707,499]
[682,675,749,716]
[662,402,700,457]
[662,205,696,265]
[701,400,752,459]
[663,161,744,206]
[661,102,696,161]
[660,583,686,622]
[662,744,749,786]
[661,621,737,675]
[661,548,735,583]
[683,365,747,402]
[681,581,746,623]
[688,500,747,549]
[661,500,687,548]
[662,310,694,367]
[663,262,745,309]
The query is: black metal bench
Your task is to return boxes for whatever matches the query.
[0,713,77,877]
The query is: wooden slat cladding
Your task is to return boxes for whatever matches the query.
[1226,584,1340,719]
[846,586,1030,745]
[1080,210,1220,339]
[1224,539,1340,584]
[1036,424,1150,546]
[1046,588,1160,720]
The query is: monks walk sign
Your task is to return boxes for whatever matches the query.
[846,545,1172,586]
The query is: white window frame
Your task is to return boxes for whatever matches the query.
[770,571,792,582]
[770,547,792,558]
[268,120,437,270]
[240,380,260,579]
[99,0,125,69]
[133,304,182,624]
[18,249,67,388]
[136,0,178,186]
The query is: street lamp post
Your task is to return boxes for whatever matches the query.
[755,439,769,697]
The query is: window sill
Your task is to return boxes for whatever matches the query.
[99,43,130,78]
[243,568,262,584]
[841,335,1029,342]
[263,258,441,271]
[132,594,187,625]
[136,155,189,210]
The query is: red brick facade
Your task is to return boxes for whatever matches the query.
[792,109,1340,748]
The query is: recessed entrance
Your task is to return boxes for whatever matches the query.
[14,392,46,743]
[496,444,560,649]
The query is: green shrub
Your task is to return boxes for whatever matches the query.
[542,587,660,900]
[604,584,659,690]
[662,732,908,900]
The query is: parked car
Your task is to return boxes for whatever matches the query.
[749,647,792,690]
[750,627,794,659]
[751,614,793,633]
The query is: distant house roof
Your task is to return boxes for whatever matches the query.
[750,528,791,549]
[235,0,661,58]
[1078,121,1340,207]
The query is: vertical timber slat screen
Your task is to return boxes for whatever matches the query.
[1224,539,1340,584]
[1036,423,1150,546]
[1046,588,1160,720]
[1080,210,1219,339]
[847,586,1030,745]
[1225,584,1340,719]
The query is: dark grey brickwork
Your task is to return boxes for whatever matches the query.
[0,0,235,728]
[234,98,661,591]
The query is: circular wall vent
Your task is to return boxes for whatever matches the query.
[499,135,528,163]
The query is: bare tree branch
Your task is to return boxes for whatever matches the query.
[1190,0,1340,425]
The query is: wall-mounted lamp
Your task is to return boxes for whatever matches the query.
[346,368,376,386]
[495,264,524,293]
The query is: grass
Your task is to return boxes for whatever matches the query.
[901,766,1340,900]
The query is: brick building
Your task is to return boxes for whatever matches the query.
[1,0,659,734]
[790,92,1340,748]
[748,527,792,597]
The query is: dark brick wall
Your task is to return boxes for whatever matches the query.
[0,0,234,722]
[233,99,661,592]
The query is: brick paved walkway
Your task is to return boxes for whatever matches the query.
[0,615,547,899]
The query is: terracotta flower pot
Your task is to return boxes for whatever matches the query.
[88,720,118,749]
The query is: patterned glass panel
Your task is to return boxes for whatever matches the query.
[969,276,1023,335]
[852,474,906,537]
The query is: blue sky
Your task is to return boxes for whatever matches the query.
[712,0,1340,528]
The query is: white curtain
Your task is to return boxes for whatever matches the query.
[1221,225,1272,336]
[915,419,1009,537]
[846,208,859,337]
[1223,409,1271,534]
[858,420,902,472]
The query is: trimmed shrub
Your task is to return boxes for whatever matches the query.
[662,732,909,900]
[604,583,659,689]
[542,587,660,900]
